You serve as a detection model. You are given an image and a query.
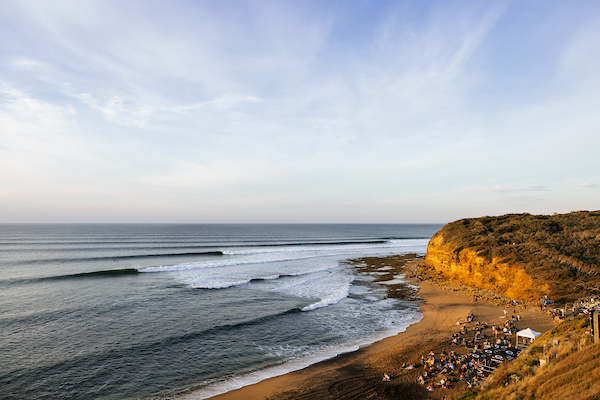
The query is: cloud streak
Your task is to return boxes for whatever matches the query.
[0,0,599,222]
[488,185,550,193]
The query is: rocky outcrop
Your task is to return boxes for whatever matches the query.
[425,232,548,301]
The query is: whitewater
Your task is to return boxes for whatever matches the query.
[0,224,441,400]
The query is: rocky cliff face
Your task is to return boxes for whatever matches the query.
[425,231,548,301]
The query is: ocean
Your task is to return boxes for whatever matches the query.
[0,224,441,400]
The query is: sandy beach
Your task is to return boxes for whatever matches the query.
[205,259,556,400]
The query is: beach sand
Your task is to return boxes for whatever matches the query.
[202,257,556,400]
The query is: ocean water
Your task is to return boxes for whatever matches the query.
[0,224,441,400]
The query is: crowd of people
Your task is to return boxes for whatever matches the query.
[576,296,600,311]
[416,350,474,391]
[409,312,521,391]
[539,295,600,322]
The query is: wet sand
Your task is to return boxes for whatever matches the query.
[194,257,556,400]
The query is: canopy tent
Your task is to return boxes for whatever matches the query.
[516,328,541,348]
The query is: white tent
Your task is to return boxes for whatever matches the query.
[516,328,541,347]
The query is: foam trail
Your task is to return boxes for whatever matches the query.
[193,279,252,289]
[301,276,354,311]
[139,254,324,273]
[223,239,427,256]
[140,238,430,274]
[178,310,423,400]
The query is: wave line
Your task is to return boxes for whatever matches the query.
[8,251,225,266]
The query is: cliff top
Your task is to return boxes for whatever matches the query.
[429,211,600,302]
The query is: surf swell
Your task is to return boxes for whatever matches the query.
[0,238,416,246]
[181,309,424,400]
[1,268,142,286]
[301,275,354,311]
[139,254,328,273]
[9,251,225,266]
[59,268,141,279]
[140,239,429,274]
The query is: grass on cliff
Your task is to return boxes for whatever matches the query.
[453,315,600,400]
[434,211,600,302]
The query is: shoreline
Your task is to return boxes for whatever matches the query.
[180,257,557,400]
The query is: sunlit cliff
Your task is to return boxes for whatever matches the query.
[424,211,600,302]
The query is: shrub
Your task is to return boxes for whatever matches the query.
[526,359,540,367]
[454,389,478,400]
[529,345,544,356]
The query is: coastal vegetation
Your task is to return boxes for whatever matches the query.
[424,211,600,302]
[453,315,600,400]
[422,211,600,400]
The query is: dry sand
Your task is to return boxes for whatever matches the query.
[198,258,556,400]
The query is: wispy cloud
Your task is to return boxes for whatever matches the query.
[8,56,50,71]
[488,185,550,193]
[75,93,153,127]
[183,94,262,112]
[0,0,599,222]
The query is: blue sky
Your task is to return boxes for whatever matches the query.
[1,0,599,223]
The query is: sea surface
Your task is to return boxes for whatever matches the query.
[0,224,441,400]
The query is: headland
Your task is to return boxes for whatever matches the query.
[186,211,600,399]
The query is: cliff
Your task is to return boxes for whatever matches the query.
[424,211,600,302]
[425,233,546,301]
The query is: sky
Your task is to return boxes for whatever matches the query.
[1,0,599,224]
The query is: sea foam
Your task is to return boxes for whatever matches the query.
[178,308,423,400]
